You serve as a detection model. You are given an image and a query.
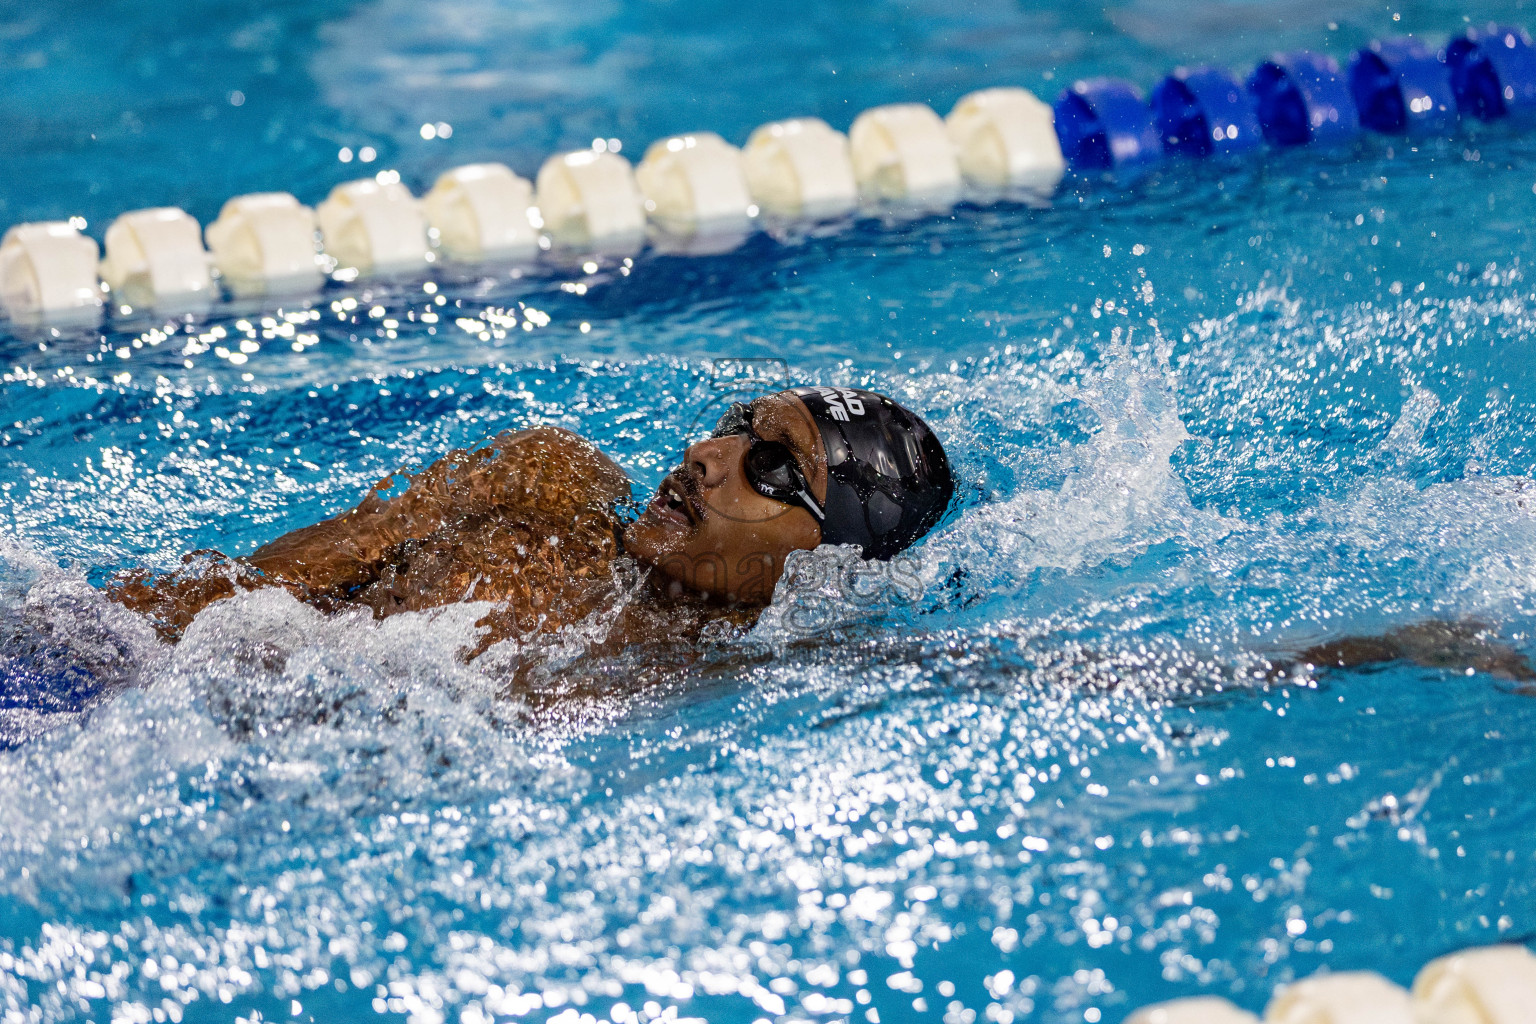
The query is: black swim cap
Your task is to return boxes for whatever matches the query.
[786,386,954,560]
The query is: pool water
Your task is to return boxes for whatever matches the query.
[4,1,1536,1021]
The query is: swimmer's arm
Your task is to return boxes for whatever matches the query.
[107,550,257,641]
[1300,620,1536,683]
[246,426,629,597]
[105,490,404,638]
[109,426,631,632]
[243,484,407,596]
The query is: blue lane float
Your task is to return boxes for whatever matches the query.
[1052,78,1162,172]
[1444,23,1536,120]
[1349,37,1456,133]
[1247,50,1361,147]
[1149,66,1262,157]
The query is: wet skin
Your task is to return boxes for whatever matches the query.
[109,393,832,651]
[622,391,827,603]
[1299,620,1536,684]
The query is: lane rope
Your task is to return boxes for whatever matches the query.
[1,24,1530,327]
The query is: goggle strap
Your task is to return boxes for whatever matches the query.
[797,489,825,521]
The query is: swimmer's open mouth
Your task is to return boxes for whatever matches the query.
[651,474,701,527]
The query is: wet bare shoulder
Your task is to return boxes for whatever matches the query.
[403,425,630,514]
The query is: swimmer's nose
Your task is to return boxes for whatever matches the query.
[684,435,741,491]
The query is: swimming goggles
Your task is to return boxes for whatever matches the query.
[712,402,825,523]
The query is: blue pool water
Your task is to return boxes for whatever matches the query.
[5,1,1536,1021]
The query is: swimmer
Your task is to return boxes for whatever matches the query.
[109,386,954,654]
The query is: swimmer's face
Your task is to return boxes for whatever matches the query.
[624,391,827,603]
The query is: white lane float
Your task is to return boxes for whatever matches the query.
[535,149,646,251]
[636,131,755,238]
[848,102,963,207]
[1124,997,1259,1024]
[423,163,538,263]
[1263,970,1415,1024]
[741,116,859,220]
[99,207,213,309]
[946,86,1066,194]
[204,192,323,296]
[0,221,103,322]
[1412,944,1536,1024]
[316,177,429,275]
